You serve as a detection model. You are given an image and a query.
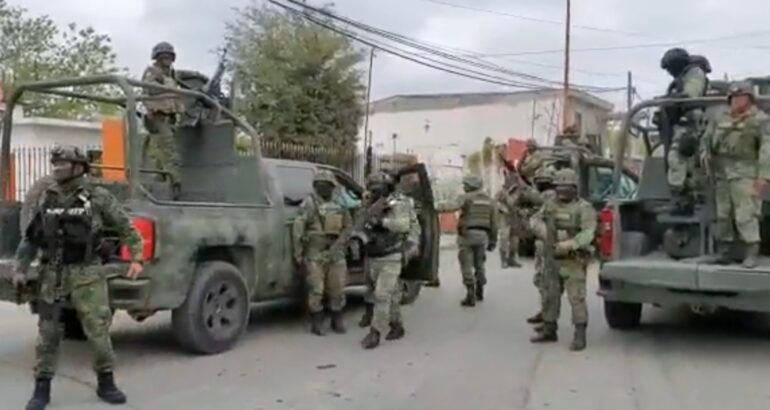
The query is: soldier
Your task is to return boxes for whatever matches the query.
[12,146,144,410]
[360,171,416,349]
[659,47,708,214]
[142,41,185,194]
[437,175,497,307]
[495,176,523,268]
[702,81,770,268]
[526,166,557,325]
[529,168,597,351]
[519,139,545,182]
[293,170,352,336]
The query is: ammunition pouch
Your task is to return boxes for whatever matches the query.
[37,299,64,322]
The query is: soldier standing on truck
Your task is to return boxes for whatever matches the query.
[360,171,416,349]
[12,146,144,410]
[293,170,352,336]
[436,175,497,307]
[519,139,545,182]
[529,168,596,351]
[142,41,186,196]
[659,47,708,214]
[702,81,770,268]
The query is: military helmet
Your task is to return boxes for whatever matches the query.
[50,145,88,164]
[532,166,555,182]
[151,42,176,60]
[313,170,336,186]
[526,138,538,150]
[553,168,578,187]
[366,170,395,188]
[727,81,755,101]
[660,48,690,70]
[689,54,711,74]
[462,174,483,190]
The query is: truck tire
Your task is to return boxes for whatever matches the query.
[604,300,642,330]
[400,280,422,305]
[61,308,87,341]
[172,261,250,354]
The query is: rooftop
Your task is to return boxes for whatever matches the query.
[371,89,614,114]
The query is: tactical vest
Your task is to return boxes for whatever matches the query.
[308,196,346,236]
[143,65,184,114]
[365,197,406,257]
[39,188,95,265]
[461,192,493,231]
[551,201,584,244]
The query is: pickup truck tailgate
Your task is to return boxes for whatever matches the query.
[697,258,770,292]
[600,252,698,289]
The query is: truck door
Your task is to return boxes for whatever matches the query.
[398,163,440,282]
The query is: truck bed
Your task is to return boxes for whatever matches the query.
[599,251,770,312]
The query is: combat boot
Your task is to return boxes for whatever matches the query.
[460,286,476,307]
[530,322,558,343]
[358,303,374,328]
[361,329,380,349]
[475,284,484,302]
[386,321,405,340]
[25,377,51,410]
[309,312,326,336]
[424,278,441,288]
[96,371,127,404]
[526,312,544,324]
[570,325,587,351]
[743,243,760,269]
[508,259,522,268]
[330,311,346,334]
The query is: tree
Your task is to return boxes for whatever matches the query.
[0,0,122,119]
[227,3,365,148]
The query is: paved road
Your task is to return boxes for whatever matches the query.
[2,249,770,410]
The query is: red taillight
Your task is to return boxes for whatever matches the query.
[598,206,614,259]
[120,216,155,261]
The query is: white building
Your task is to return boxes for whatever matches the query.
[359,89,614,194]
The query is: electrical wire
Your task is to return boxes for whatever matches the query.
[274,0,625,92]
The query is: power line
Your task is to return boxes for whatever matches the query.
[273,0,625,92]
[417,0,648,37]
[478,30,770,57]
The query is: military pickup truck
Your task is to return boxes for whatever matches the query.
[0,75,440,354]
[597,88,770,329]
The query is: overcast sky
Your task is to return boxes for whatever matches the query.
[13,0,770,110]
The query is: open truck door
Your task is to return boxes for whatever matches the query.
[397,163,440,288]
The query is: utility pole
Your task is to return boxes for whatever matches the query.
[530,98,538,140]
[626,71,633,112]
[561,0,572,131]
[363,47,376,177]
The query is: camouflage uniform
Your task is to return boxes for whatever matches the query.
[142,42,185,188]
[293,171,352,335]
[660,48,708,210]
[529,169,596,351]
[702,81,770,268]
[526,167,557,324]
[519,140,545,182]
[15,146,143,409]
[494,187,517,267]
[437,175,497,306]
[360,172,416,349]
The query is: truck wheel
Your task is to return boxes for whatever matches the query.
[604,300,642,330]
[400,280,422,305]
[61,308,87,341]
[172,261,250,354]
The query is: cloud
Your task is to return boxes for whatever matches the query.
[11,0,770,110]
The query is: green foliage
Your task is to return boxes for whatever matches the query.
[227,3,365,148]
[0,0,122,119]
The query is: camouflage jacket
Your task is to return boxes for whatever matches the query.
[672,65,707,99]
[703,106,770,181]
[15,177,143,299]
[437,189,498,244]
[142,63,184,114]
[530,197,596,257]
[519,150,547,180]
[293,193,353,261]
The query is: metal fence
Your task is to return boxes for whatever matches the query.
[6,142,416,201]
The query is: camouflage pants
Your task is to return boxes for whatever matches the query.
[369,257,403,334]
[459,244,486,289]
[667,125,699,194]
[498,221,519,265]
[306,258,347,313]
[143,113,181,185]
[542,259,588,325]
[533,241,547,309]
[35,277,115,378]
[715,177,761,243]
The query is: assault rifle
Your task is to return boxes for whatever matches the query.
[541,207,558,298]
